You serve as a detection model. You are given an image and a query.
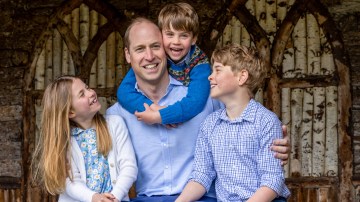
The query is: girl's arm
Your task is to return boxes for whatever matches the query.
[159,63,211,124]
[108,115,138,200]
[117,68,153,113]
[175,181,206,202]
[64,157,97,201]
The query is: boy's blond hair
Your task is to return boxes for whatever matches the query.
[158,2,199,37]
[211,43,267,96]
[31,75,112,194]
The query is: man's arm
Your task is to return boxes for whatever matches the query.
[175,181,206,202]
[271,125,290,165]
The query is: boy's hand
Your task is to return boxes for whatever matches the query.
[135,103,162,124]
[149,103,166,111]
[271,125,290,165]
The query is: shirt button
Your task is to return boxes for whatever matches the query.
[112,180,116,184]
[165,165,169,169]
[110,163,114,167]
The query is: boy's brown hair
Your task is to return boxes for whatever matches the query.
[211,43,267,96]
[158,2,199,37]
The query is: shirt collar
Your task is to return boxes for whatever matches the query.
[134,75,184,99]
[219,99,257,123]
[71,127,95,136]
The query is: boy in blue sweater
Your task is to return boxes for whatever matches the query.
[176,44,290,202]
[117,2,210,125]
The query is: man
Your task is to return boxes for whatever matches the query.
[106,17,289,202]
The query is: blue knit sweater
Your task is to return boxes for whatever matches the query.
[117,45,211,124]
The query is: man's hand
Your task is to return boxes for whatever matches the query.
[271,125,290,165]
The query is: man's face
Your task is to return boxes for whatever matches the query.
[125,21,167,85]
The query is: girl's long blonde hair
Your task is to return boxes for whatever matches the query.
[31,75,112,195]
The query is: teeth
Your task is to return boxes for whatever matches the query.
[144,64,157,69]
[90,98,97,105]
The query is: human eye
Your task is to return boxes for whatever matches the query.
[181,33,190,38]
[214,67,222,73]
[152,43,161,50]
[135,47,144,52]
[164,31,174,37]
[79,90,85,97]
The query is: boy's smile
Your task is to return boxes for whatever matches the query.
[208,62,241,100]
[162,24,197,63]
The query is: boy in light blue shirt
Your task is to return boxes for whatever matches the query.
[176,44,291,202]
[117,2,210,125]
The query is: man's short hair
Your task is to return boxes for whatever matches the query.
[124,17,157,49]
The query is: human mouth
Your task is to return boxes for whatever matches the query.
[170,47,183,55]
[143,64,157,69]
[90,98,98,105]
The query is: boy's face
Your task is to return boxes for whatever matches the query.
[208,61,242,100]
[162,24,197,63]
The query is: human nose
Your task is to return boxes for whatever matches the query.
[144,48,154,61]
[86,88,96,97]
[208,72,214,81]
[173,35,180,44]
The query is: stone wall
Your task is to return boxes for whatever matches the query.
[0,0,52,179]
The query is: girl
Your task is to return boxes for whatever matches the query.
[32,75,137,202]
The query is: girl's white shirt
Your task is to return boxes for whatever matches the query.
[59,115,138,202]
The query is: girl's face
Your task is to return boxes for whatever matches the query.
[69,78,101,126]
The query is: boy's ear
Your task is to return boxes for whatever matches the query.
[238,70,248,86]
[124,47,131,63]
[192,36,197,45]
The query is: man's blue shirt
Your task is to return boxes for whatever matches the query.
[107,76,221,197]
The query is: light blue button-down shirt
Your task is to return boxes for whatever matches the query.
[190,99,290,201]
[107,76,222,197]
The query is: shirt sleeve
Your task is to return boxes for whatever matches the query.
[108,115,138,201]
[189,120,216,192]
[117,68,153,114]
[65,154,96,202]
[257,113,288,196]
[159,63,211,124]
